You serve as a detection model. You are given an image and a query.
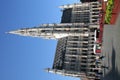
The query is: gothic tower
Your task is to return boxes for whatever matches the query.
[9,1,102,80]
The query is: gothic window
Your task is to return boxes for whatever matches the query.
[70,67,75,70]
[81,61,87,63]
[81,65,87,67]
[41,30,45,32]
[81,69,86,72]
[70,64,75,66]
[71,59,76,62]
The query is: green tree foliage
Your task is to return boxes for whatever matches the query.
[105,0,114,24]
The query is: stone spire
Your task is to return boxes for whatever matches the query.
[8,23,90,39]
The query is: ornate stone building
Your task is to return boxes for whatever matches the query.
[9,1,102,80]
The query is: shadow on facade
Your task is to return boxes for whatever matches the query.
[102,45,120,80]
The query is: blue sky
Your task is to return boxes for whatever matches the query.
[0,0,80,80]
